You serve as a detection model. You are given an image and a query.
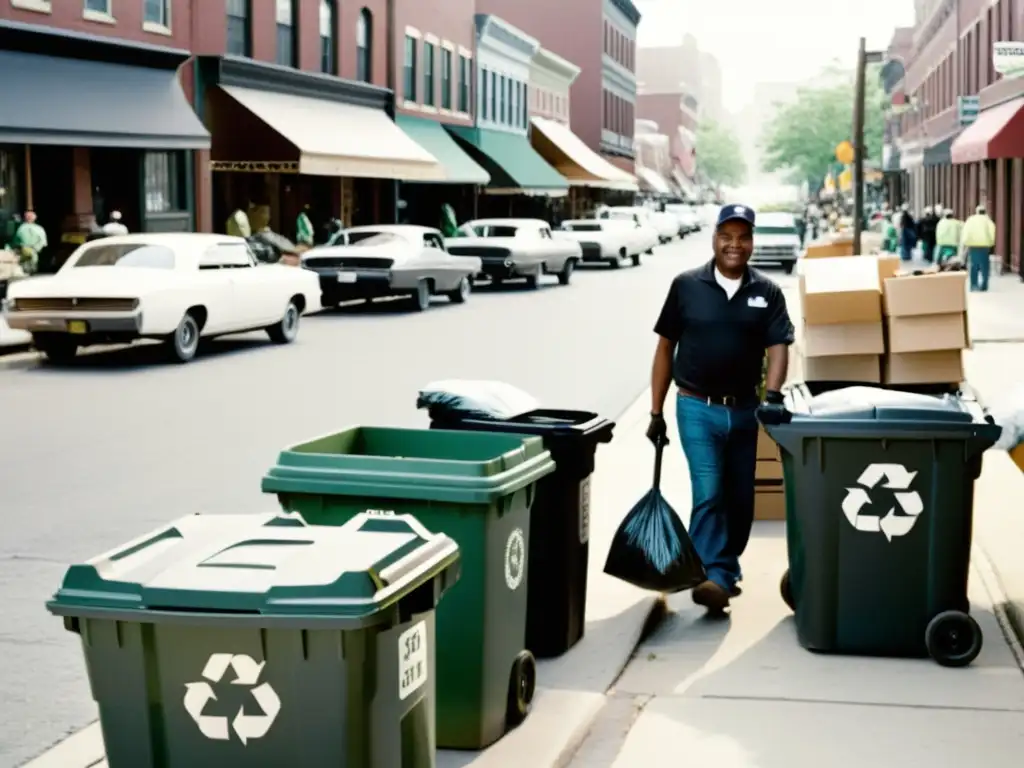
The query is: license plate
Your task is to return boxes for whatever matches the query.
[67,320,88,334]
[337,272,357,283]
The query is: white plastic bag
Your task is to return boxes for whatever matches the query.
[416,380,539,422]
[990,388,1024,451]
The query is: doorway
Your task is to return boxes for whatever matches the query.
[90,148,142,232]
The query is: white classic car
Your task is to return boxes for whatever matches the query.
[300,225,482,312]
[445,218,581,288]
[2,233,321,364]
[559,219,642,268]
[594,207,660,255]
[750,212,802,274]
[665,203,700,235]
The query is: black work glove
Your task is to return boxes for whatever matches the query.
[646,412,669,445]
[756,390,792,426]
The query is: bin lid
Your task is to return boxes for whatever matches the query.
[261,426,556,504]
[431,409,615,444]
[803,386,975,423]
[48,512,459,625]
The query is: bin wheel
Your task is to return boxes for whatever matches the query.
[506,650,537,727]
[780,570,795,611]
[925,610,982,667]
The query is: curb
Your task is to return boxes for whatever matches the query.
[974,544,1024,671]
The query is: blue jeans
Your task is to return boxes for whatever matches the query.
[968,246,991,291]
[675,394,759,590]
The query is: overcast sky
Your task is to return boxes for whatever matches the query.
[634,0,916,111]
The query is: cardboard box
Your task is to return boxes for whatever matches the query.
[803,321,885,357]
[755,459,783,481]
[803,353,881,382]
[886,313,969,353]
[1010,444,1024,473]
[801,256,882,325]
[756,426,778,460]
[877,254,901,281]
[754,489,786,521]
[884,350,964,385]
[883,272,968,316]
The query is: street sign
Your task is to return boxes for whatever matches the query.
[994,42,1024,78]
[958,96,980,126]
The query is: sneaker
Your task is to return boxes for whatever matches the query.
[692,580,730,612]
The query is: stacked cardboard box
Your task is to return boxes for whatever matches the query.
[800,256,884,383]
[882,271,968,385]
[1011,444,1024,473]
[754,426,785,520]
[803,232,883,260]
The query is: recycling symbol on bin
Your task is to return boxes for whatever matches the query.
[183,654,281,745]
[842,463,924,541]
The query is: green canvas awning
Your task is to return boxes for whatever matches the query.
[395,115,490,184]
[446,126,568,194]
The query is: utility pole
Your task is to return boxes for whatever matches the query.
[853,37,867,255]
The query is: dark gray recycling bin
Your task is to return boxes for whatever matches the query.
[763,385,1001,667]
[47,511,460,768]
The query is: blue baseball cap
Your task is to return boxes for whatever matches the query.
[716,204,756,229]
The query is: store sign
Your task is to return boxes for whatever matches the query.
[958,96,980,126]
[993,42,1024,78]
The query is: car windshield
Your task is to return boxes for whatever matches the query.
[346,231,403,246]
[73,243,176,269]
[755,226,798,235]
[565,223,602,232]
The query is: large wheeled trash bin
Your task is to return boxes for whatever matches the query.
[764,385,1001,667]
[261,427,556,750]
[427,409,615,658]
[46,512,459,768]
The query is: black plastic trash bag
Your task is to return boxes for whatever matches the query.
[416,380,540,422]
[604,438,706,593]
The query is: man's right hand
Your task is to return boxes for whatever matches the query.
[646,412,668,445]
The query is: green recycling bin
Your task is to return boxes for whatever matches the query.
[261,426,556,750]
[47,512,460,768]
[765,385,1001,667]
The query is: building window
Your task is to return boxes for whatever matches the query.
[521,83,528,127]
[441,48,452,110]
[459,55,470,112]
[275,0,296,67]
[84,0,110,14]
[143,0,169,27]
[226,0,251,56]
[319,1,336,74]
[357,9,372,82]
[481,67,489,118]
[144,152,182,214]
[424,42,436,106]
[499,75,507,123]
[404,35,417,101]
[490,71,497,120]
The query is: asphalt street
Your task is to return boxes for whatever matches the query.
[0,232,717,766]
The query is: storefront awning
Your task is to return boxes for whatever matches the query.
[529,117,637,190]
[672,169,697,200]
[446,126,568,195]
[0,49,209,149]
[216,85,445,180]
[394,115,489,184]
[951,97,1024,164]
[637,167,672,195]
[924,133,958,166]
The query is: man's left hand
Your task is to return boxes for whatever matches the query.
[757,390,791,426]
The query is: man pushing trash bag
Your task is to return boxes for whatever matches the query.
[647,203,795,614]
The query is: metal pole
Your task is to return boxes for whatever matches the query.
[853,36,866,254]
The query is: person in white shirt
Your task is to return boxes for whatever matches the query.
[101,211,129,236]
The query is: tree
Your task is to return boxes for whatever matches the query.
[695,119,747,187]
[760,65,885,189]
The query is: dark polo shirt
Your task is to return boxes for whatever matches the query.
[654,259,795,400]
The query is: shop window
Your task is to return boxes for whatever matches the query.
[490,71,497,120]
[403,35,417,101]
[275,0,297,68]
[143,0,169,27]
[144,152,183,214]
[356,9,372,82]
[226,0,251,57]
[499,75,507,123]
[424,42,435,107]
[521,83,528,127]
[441,48,452,110]
[459,55,470,113]
[319,1,336,75]
[481,67,489,119]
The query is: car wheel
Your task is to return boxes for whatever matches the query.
[783,260,796,275]
[166,312,201,363]
[447,275,471,304]
[267,299,301,344]
[610,250,624,269]
[410,279,431,311]
[558,259,574,286]
[35,335,78,364]
[524,266,542,289]
[631,253,642,267]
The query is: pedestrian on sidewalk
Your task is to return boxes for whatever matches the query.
[934,208,961,265]
[960,204,996,291]
[918,205,938,263]
[646,204,795,614]
[899,204,917,262]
